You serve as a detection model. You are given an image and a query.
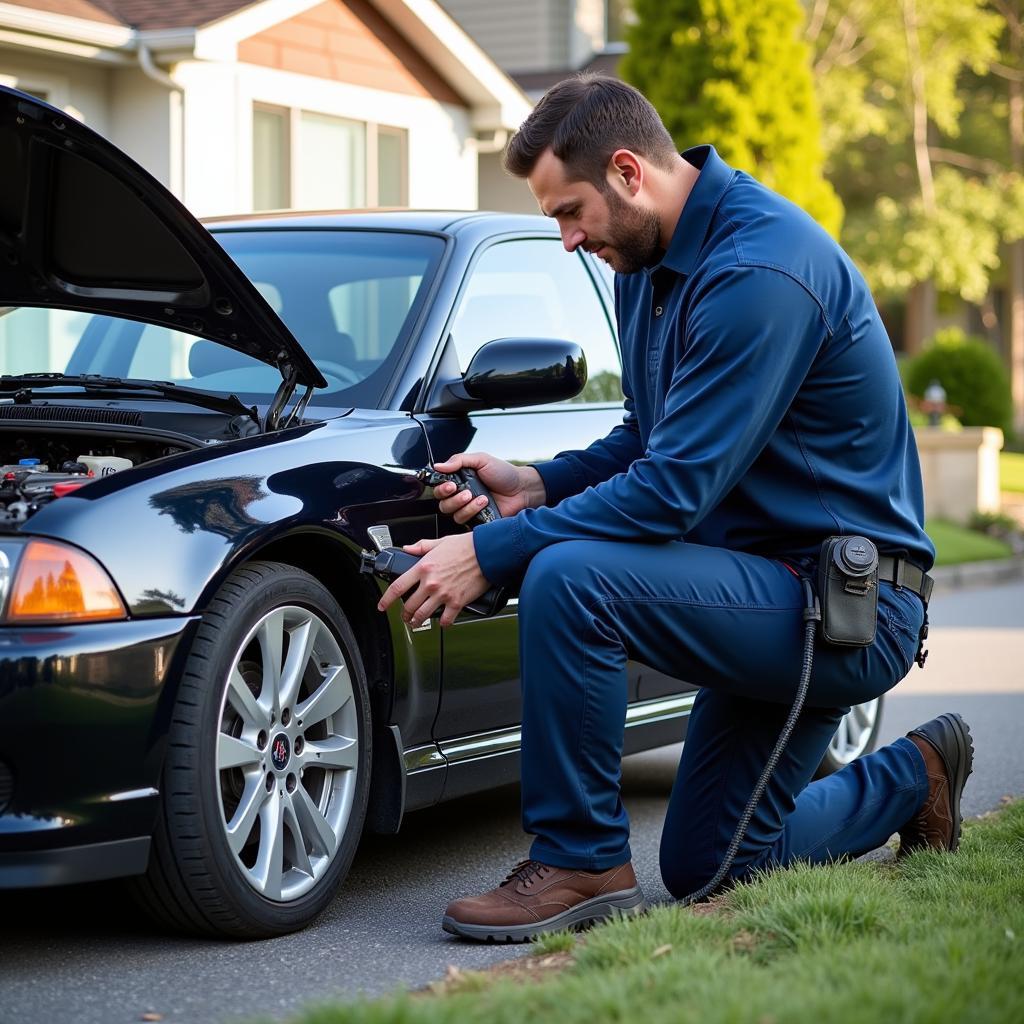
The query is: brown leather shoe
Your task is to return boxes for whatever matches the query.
[898,712,974,856]
[442,859,645,942]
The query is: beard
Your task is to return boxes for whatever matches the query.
[596,187,663,274]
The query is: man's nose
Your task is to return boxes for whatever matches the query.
[561,226,585,253]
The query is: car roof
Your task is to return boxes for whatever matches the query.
[203,209,554,236]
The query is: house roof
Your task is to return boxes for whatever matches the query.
[4,0,252,29]
[0,0,531,128]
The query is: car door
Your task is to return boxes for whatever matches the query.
[419,235,643,743]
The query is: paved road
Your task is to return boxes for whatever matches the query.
[1,582,1021,1024]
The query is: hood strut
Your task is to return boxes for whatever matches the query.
[264,362,299,432]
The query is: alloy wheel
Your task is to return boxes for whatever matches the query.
[827,698,880,767]
[215,605,359,902]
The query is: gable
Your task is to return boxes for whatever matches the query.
[237,0,466,106]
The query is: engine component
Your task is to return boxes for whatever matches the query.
[0,460,95,524]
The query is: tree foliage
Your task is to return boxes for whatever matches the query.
[804,0,1009,300]
[622,0,843,236]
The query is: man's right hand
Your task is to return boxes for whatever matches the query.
[430,452,546,525]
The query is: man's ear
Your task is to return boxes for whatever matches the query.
[607,149,643,197]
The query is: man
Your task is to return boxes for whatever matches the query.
[378,75,973,942]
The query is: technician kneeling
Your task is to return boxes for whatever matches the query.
[377,75,974,942]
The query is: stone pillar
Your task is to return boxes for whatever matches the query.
[914,427,1005,523]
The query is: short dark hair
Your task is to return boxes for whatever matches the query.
[503,75,677,187]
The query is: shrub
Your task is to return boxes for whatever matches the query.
[903,328,1013,436]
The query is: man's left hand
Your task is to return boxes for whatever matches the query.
[376,533,489,628]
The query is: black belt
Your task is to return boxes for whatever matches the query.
[878,556,933,604]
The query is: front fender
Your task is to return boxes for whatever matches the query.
[21,413,434,616]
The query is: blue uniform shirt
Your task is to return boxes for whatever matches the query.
[472,145,933,586]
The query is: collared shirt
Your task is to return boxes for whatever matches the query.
[472,145,933,586]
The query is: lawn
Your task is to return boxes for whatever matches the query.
[927,519,1013,565]
[1002,451,1024,493]
[294,800,1024,1024]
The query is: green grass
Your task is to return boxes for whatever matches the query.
[927,519,1013,565]
[1002,451,1024,493]
[293,801,1024,1024]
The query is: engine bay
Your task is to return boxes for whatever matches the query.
[0,432,189,524]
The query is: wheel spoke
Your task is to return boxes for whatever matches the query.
[834,715,849,754]
[295,664,351,730]
[279,616,317,712]
[292,783,338,858]
[254,795,285,900]
[257,610,286,714]
[853,701,874,730]
[226,666,267,729]
[218,731,262,771]
[225,776,268,855]
[302,735,358,772]
[283,793,315,878]
[849,717,866,746]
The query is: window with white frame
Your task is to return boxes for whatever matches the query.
[252,105,408,212]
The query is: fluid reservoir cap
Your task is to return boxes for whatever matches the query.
[18,458,39,466]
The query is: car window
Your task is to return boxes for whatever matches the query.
[0,230,445,410]
[328,275,423,361]
[451,240,623,404]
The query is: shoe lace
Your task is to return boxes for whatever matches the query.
[501,859,548,888]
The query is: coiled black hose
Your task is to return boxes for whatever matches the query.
[679,578,821,907]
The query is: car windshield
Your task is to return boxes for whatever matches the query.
[0,229,445,409]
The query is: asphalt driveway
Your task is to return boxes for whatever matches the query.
[1,580,1021,1024]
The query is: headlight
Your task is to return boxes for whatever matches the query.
[0,539,126,623]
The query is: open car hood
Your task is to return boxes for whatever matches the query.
[0,86,326,389]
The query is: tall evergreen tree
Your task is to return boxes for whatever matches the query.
[622,0,843,236]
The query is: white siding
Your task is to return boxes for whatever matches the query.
[0,48,111,130]
[108,68,177,193]
[174,60,477,217]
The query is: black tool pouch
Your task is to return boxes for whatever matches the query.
[817,535,879,646]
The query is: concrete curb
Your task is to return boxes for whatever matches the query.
[929,555,1024,595]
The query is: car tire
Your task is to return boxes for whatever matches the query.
[132,561,371,938]
[814,696,884,778]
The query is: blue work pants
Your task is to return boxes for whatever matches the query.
[515,540,930,895]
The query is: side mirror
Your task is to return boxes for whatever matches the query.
[427,337,587,412]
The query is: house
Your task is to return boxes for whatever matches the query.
[437,0,630,209]
[0,0,532,216]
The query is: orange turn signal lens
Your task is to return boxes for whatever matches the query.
[6,540,126,623]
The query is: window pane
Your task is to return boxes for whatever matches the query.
[253,107,289,211]
[297,112,366,209]
[451,240,623,404]
[377,128,406,206]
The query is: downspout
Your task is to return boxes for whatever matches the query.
[137,40,186,201]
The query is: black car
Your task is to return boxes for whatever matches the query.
[0,88,882,937]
